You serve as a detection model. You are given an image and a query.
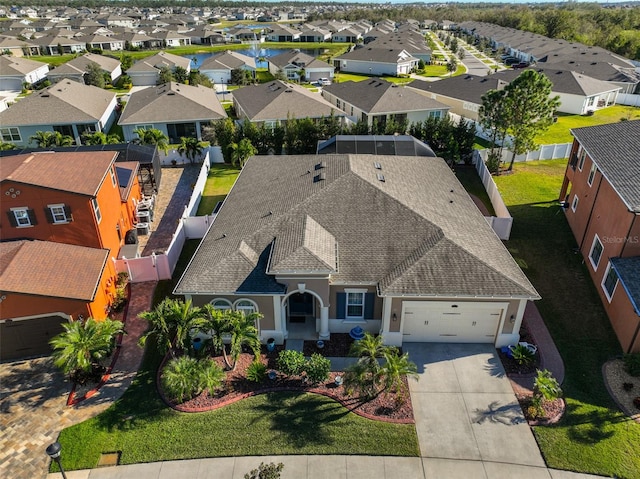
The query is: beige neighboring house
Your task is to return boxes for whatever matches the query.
[232,80,346,127]
[0,34,37,57]
[174,154,539,348]
[0,55,49,90]
[47,52,122,84]
[126,51,191,86]
[118,81,226,143]
[0,80,117,147]
[334,47,419,76]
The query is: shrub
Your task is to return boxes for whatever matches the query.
[246,360,267,383]
[624,353,640,377]
[276,349,306,377]
[533,369,562,401]
[244,462,284,479]
[510,343,535,366]
[162,356,225,403]
[304,353,331,384]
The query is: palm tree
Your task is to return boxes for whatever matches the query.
[50,318,124,380]
[381,350,418,397]
[177,136,206,164]
[138,298,174,357]
[162,356,225,403]
[133,128,169,153]
[82,131,122,145]
[229,138,257,168]
[349,332,389,369]
[29,130,74,148]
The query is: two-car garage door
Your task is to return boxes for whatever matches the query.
[402,302,507,343]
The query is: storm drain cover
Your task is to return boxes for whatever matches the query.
[97,451,121,467]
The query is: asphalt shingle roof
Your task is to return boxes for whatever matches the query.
[0,151,116,196]
[175,154,538,300]
[323,79,450,114]
[232,80,343,122]
[0,240,108,300]
[571,120,640,212]
[199,50,256,71]
[0,80,115,126]
[119,81,226,124]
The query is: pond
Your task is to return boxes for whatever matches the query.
[186,48,323,69]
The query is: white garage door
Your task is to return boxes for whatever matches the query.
[402,302,505,343]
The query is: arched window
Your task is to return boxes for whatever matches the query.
[210,298,232,310]
[234,299,258,316]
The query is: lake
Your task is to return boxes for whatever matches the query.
[186,48,322,69]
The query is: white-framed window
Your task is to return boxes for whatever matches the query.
[577,147,586,171]
[11,207,32,227]
[601,262,619,302]
[92,197,102,223]
[234,299,258,316]
[571,195,579,212]
[587,163,597,186]
[345,288,366,320]
[210,298,232,310]
[1,127,21,142]
[589,235,604,270]
[109,167,117,187]
[48,204,70,223]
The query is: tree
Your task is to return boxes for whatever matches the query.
[230,137,257,168]
[380,350,418,400]
[189,71,213,88]
[479,88,510,171]
[446,57,458,76]
[133,127,169,153]
[84,61,105,88]
[274,69,287,81]
[50,318,124,381]
[120,53,133,71]
[458,47,466,60]
[177,136,206,163]
[158,66,174,84]
[501,70,560,170]
[29,130,74,148]
[138,298,175,358]
[231,68,251,85]
[174,66,189,84]
[82,131,121,145]
[209,118,237,163]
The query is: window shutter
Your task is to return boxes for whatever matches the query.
[44,207,54,224]
[336,292,346,319]
[364,293,375,320]
[27,209,37,225]
[7,211,18,227]
[63,205,73,222]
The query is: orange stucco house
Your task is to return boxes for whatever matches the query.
[0,151,142,360]
[559,120,640,353]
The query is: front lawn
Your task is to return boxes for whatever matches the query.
[196,164,240,216]
[494,160,640,478]
[536,106,640,144]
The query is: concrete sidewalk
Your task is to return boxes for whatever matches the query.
[47,456,608,479]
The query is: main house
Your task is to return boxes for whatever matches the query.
[559,120,640,353]
[321,79,450,130]
[0,151,143,360]
[334,46,419,77]
[198,50,257,85]
[126,51,192,87]
[0,80,118,147]
[46,52,122,84]
[118,81,227,143]
[175,154,539,348]
[267,49,334,83]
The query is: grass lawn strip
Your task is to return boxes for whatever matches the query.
[196,164,240,216]
[494,160,640,478]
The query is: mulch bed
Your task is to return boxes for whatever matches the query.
[517,396,565,425]
[496,324,540,375]
[164,350,414,423]
[302,333,355,357]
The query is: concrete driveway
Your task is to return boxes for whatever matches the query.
[405,343,546,473]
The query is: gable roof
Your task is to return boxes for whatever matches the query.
[0,55,47,76]
[571,120,640,212]
[199,50,257,71]
[232,80,343,122]
[0,80,115,126]
[336,46,418,64]
[126,50,191,73]
[50,52,121,75]
[0,240,108,301]
[323,79,450,114]
[119,81,226,125]
[175,154,538,300]
[0,150,116,196]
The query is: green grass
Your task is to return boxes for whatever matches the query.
[536,106,640,144]
[454,166,495,216]
[494,160,640,478]
[195,164,240,216]
[418,65,449,77]
[334,72,370,83]
[28,54,76,67]
[256,70,275,83]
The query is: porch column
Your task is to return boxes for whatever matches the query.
[281,302,288,339]
[380,296,392,335]
[272,296,282,333]
[319,306,330,340]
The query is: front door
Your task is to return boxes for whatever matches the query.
[288,292,314,322]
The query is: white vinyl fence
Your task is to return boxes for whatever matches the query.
[115,157,217,283]
[473,150,513,240]
[617,93,640,107]
[475,143,571,164]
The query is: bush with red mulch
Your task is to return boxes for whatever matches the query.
[162,351,414,424]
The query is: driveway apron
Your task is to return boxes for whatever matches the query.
[405,343,546,468]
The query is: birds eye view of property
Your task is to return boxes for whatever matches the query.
[0,1,639,478]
